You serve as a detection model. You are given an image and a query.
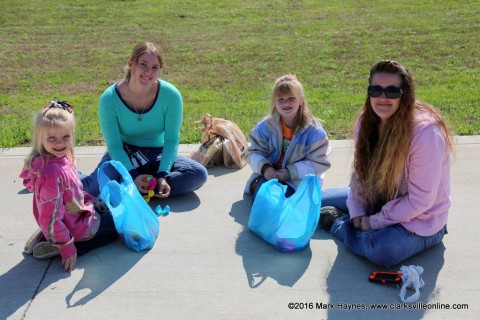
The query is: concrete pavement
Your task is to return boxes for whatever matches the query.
[1,137,479,320]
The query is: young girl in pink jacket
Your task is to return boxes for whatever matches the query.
[20,101,118,272]
[320,60,454,267]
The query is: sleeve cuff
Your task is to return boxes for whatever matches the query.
[58,241,77,260]
[155,171,169,179]
[285,164,297,180]
[369,215,379,230]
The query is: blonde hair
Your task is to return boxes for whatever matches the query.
[353,60,454,211]
[269,74,319,132]
[24,104,76,172]
[123,42,164,83]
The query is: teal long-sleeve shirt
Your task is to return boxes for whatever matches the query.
[98,79,183,175]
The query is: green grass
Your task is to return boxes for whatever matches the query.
[1,0,479,147]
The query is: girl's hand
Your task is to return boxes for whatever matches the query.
[263,167,278,180]
[93,200,108,213]
[134,174,154,194]
[155,178,171,198]
[62,254,77,272]
[275,169,290,182]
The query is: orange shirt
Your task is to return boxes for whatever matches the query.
[274,118,294,169]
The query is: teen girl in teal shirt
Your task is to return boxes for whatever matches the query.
[82,42,207,198]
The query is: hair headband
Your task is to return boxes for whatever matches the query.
[45,100,74,113]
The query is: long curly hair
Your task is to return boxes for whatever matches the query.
[353,60,453,212]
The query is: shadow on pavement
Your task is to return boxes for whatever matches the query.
[65,241,146,308]
[150,191,201,213]
[230,195,312,288]
[206,166,243,177]
[0,257,68,319]
[0,243,147,318]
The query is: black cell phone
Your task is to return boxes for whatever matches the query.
[369,271,402,284]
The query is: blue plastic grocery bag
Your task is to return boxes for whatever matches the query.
[248,174,321,252]
[98,160,159,252]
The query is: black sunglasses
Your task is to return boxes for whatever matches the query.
[367,85,403,99]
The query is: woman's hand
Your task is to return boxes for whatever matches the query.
[352,216,363,229]
[134,174,154,194]
[352,215,372,231]
[275,169,290,182]
[361,216,372,231]
[155,177,171,198]
[62,253,77,272]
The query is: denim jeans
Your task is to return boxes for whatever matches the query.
[331,216,447,267]
[75,212,118,256]
[322,187,448,267]
[81,147,208,198]
[320,187,349,212]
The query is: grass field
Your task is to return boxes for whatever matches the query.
[1,0,479,147]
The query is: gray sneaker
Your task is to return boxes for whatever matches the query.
[319,206,348,231]
[32,242,59,259]
[24,229,45,254]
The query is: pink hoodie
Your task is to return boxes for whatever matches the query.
[347,110,451,236]
[20,155,100,259]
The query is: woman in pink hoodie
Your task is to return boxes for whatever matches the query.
[320,60,454,267]
[20,101,118,272]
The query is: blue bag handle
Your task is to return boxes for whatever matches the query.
[287,174,321,205]
[99,180,126,233]
[97,160,137,194]
[278,174,322,239]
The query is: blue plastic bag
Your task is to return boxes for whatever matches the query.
[248,174,321,252]
[97,160,160,252]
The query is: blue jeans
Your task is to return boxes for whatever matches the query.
[323,187,448,267]
[81,147,208,198]
[320,187,349,211]
[252,177,349,210]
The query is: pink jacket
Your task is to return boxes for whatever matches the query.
[20,155,100,259]
[347,110,451,236]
